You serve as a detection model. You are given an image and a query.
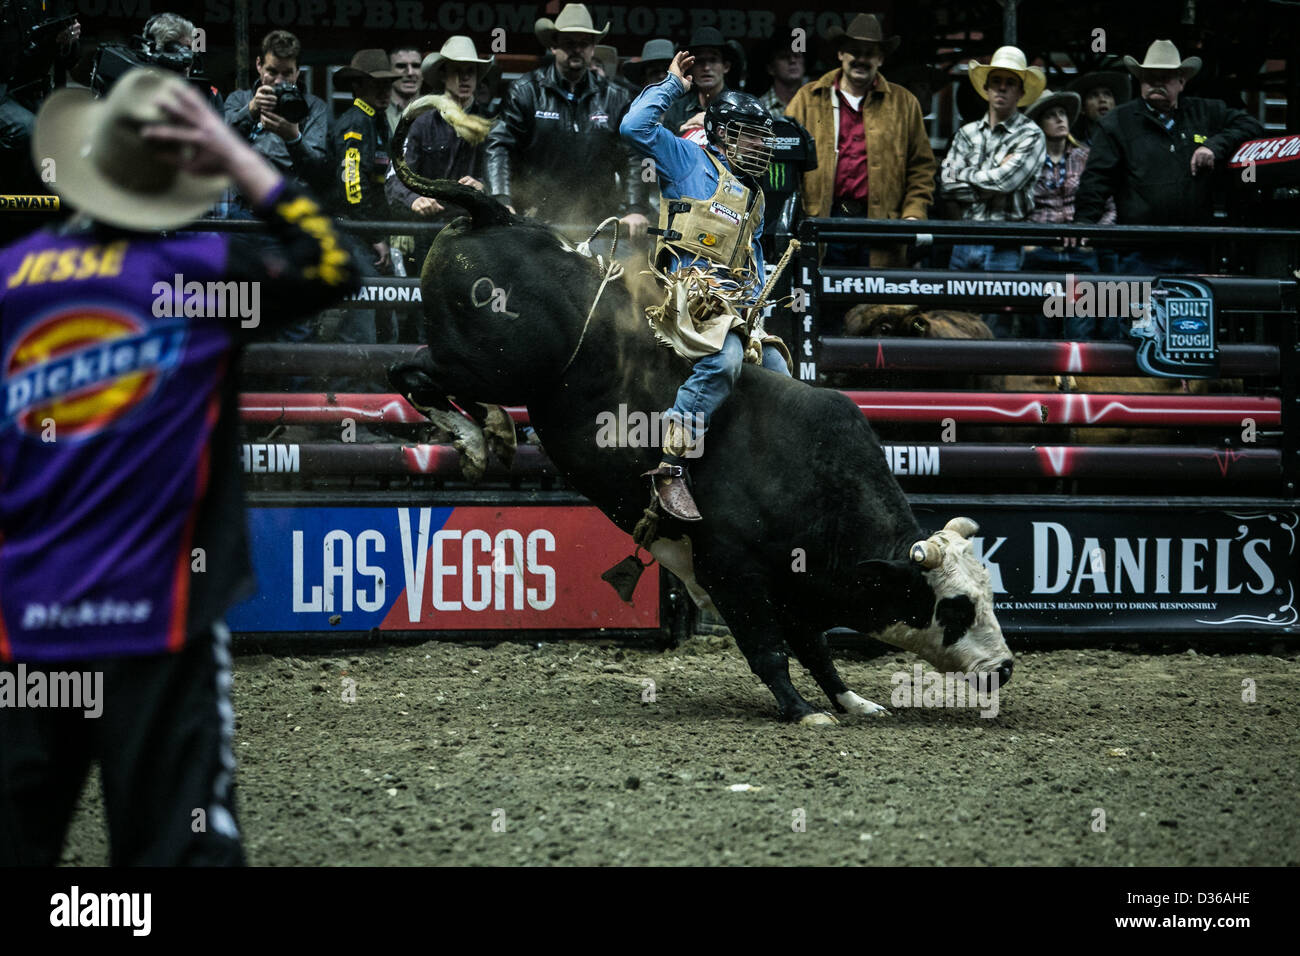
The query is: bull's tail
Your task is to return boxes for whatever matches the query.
[392,95,513,230]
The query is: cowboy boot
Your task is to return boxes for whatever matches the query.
[642,416,702,521]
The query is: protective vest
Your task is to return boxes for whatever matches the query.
[653,149,765,275]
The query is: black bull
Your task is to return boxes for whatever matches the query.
[388,166,1013,724]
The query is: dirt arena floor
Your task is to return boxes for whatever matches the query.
[60,636,1299,866]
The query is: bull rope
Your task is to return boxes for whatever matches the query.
[559,217,625,378]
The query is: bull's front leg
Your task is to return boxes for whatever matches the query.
[786,629,890,718]
[714,590,835,725]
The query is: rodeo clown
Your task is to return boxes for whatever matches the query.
[619,50,791,521]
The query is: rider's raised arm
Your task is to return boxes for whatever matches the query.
[619,74,699,189]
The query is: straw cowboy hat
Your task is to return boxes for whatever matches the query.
[1123,39,1201,80]
[968,45,1047,106]
[535,3,609,47]
[1025,89,1081,126]
[826,13,901,56]
[32,68,229,231]
[421,35,494,88]
[623,38,674,83]
[1066,69,1132,105]
[334,49,401,90]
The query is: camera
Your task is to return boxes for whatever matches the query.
[271,82,309,123]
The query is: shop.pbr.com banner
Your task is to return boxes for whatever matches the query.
[912,504,1299,633]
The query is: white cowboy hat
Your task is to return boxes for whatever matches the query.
[32,68,229,231]
[968,46,1047,107]
[421,35,495,88]
[535,3,609,48]
[1123,39,1201,80]
[1025,89,1082,127]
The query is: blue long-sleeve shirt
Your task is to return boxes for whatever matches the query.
[620,74,766,304]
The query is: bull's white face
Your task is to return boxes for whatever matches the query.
[876,519,1014,685]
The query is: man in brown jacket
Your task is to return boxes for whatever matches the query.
[784,14,935,268]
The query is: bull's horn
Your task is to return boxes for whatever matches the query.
[944,517,980,539]
[910,540,943,569]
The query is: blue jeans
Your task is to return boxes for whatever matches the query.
[1118,249,1208,276]
[667,330,790,452]
[1021,245,1106,339]
[949,243,1021,338]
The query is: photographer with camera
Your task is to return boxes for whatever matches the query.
[223,30,330,208]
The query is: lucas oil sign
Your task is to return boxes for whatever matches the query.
[226,506,659,632]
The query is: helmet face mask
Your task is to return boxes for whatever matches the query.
[704,91,775,178]
[720,121,774,177]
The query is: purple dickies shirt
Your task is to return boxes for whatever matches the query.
[0,228,235,661]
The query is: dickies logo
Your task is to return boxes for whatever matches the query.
[537,110,561,120]
[4,308,186,439]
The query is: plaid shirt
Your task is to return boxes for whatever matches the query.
[1034,141,1118,226]
[940,110,1046,221]
[1029,142,1116,224]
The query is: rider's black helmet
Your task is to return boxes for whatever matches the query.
[703,90,775,177]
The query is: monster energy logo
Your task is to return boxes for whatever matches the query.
[767,163,788,191]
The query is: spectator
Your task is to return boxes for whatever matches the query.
[331,49,400,269]
[140,12,223,111]
[224,30,331,209]
[330,49,401,347]
[593,44,634,95]
[1067,69,1130,146]
[0,69,358,865]
[623,39,674,90]
[784,13,935,269]
[661,27,746,136]
[1075,39,1264,274]
[485,3,649,232]
[940,45,1047,337]
[759,35,806,117]
[1021,89,1118,339]
[386,45,423,135]
[387,36,492,276]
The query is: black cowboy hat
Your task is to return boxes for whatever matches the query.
[826,13,901,56]
[683,27,746,77]
[623,38,675,84]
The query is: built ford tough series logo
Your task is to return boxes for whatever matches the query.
[1129,276,1218,379]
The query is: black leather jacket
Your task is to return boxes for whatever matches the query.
[1076,95,1263,225]
[485,64,648,223]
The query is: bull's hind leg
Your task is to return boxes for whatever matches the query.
[388,353,488,481]
[786,629,890,718]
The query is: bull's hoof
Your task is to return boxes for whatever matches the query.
[836,691,891,717]
[798,712,839,727]
[480,403,518,469]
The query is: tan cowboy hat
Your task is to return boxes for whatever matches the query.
[421,35,494,88]
[1025,89,1081,126]
[968,46,1047,107]
[1123,39,1201,80]
[32,68,229,231]
[535,3,609,48]
[334,49,402,90]
[826,13,901,55]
